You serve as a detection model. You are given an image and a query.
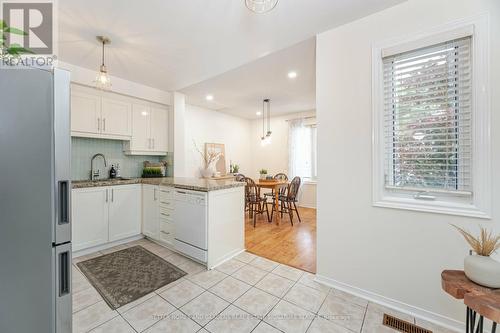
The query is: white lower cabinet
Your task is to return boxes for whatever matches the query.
[142,184,160,240]
[72,187,109,251]
[72,185,141,252]
[108,185,142,242]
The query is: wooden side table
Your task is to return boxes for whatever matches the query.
[442,270,499,333]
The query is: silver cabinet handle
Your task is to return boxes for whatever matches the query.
[105,189,108,202]
[111,188,114,202]
[152,138,155,149]
[160,230,170,235]
[103,118,106,132]
[97,118,101,132]
[160,212,170,217]
[154,188,157,201]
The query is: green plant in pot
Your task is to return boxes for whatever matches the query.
[453,225,500,288]
[259,169,268,180]
[142,167,163,178]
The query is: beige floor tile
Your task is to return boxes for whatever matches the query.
[158,279,204,308]
[187,269,227,289]
[72,301,117,333]
[177,260,206,276]
[249,257,280,272]
[89,316,135,333]
[318,293,366,333]
[72,286,103,313]
[122,295,176,332]
[72,251,102,264]
[366,302,414,323]
[332,289,369,308]
[180,291,230,326]
[252,321,282,333]
[298,272,331,293]
[284,283,328,314]
[255,273,295,298]
[164,252,190,266]
[205,305,260,333]
[234,288,279,318]
[117,292,156,314]
[235,251,258,264]
[362,302,415,332]
[272,264,304,282]
[153,247,175,259]
[143,310,201,333]
[414,318,457,333]
[99,244,127,255]
[232,265,268,285]
[210,276,252,303]
[264,300,315,333]
[215,259,246,275]
[141,242,168,253]
[308,316,351,333]
[155,277,186,294]
[72,269,93,294]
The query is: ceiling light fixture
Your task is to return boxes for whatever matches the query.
[260,98,272,145]
[256,111,262,116]
[245,0,279,14]
[206,94,214,101]
[94,36,112,90]
[288,71,297,79]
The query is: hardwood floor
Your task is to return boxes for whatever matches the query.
[245,206,317,273]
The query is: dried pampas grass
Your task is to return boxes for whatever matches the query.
[452,225,500,256]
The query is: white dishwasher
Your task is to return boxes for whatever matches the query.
[173,188,208,263]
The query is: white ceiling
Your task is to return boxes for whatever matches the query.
[181,38,316,119]
[59,0,405,93]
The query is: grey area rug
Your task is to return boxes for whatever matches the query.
[76,245,187,309]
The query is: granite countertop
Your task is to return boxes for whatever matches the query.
[72,177,245,192]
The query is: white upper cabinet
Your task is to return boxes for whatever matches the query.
[123,103,168,155]
[101,94,132,138]
[71,88,101,135]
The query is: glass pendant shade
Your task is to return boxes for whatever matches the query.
[245,0,279,14]
[94,36,112,90]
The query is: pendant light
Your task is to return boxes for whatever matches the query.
[261,98,272,146]
[245,0,279,14]
[94,36,112,90]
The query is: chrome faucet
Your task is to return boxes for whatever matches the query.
[90,153,107,180]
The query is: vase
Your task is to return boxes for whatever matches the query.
[464,255,500,288]
[260,174,266,180]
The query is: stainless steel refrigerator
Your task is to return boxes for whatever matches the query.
[0,68,72,333]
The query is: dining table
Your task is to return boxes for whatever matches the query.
[255,179,289,226]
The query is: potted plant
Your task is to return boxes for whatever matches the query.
[230,162,240,174]
[453,225,500,288]
[142,167,163,178]
[259,169,268,180]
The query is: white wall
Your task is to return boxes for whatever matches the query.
[184,105,252,178]
[316,0,499,330]
[250,111,317,208]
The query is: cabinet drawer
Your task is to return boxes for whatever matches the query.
[159,187,173,200]
[159,221,174,244]
[159,207,173,221]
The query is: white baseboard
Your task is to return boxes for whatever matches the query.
[72,234,144,258]
[315,274,464,333]
[208,248,245,270]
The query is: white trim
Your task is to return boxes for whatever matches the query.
[314,274,463,333]
[371,14,491,218]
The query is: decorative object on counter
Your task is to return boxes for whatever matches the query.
[109,165,117,178]
[205,143,226,175]
[194,140,222,178]
[144,160,168,176]
[142,167,163,178]
[259,169,268,180]
[453,225,500,288]
[230,161,240,174]
[115,163,121,178]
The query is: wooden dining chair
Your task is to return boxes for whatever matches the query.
[271,176,301,226]
[234,173,246,182]
[264,173,288,200]
[244,177,270,227]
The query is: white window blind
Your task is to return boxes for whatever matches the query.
[383,36,472,195]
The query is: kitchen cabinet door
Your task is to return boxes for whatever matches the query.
[129,103,151,152]
[101,96,132,138]
[151,106,168,153]
[142,185,159,240]
[72,188,109,251]
[108,185,141,242]
[71,89,101,136]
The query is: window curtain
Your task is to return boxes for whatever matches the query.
[288,118,312,178]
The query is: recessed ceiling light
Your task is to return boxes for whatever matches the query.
[288,71,297,79]
[256,111,262,116]
[206,94,214,101]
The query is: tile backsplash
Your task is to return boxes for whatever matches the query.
[71,137,172,180]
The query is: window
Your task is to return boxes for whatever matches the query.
[372,19,491,218]
[289,119,317,180]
